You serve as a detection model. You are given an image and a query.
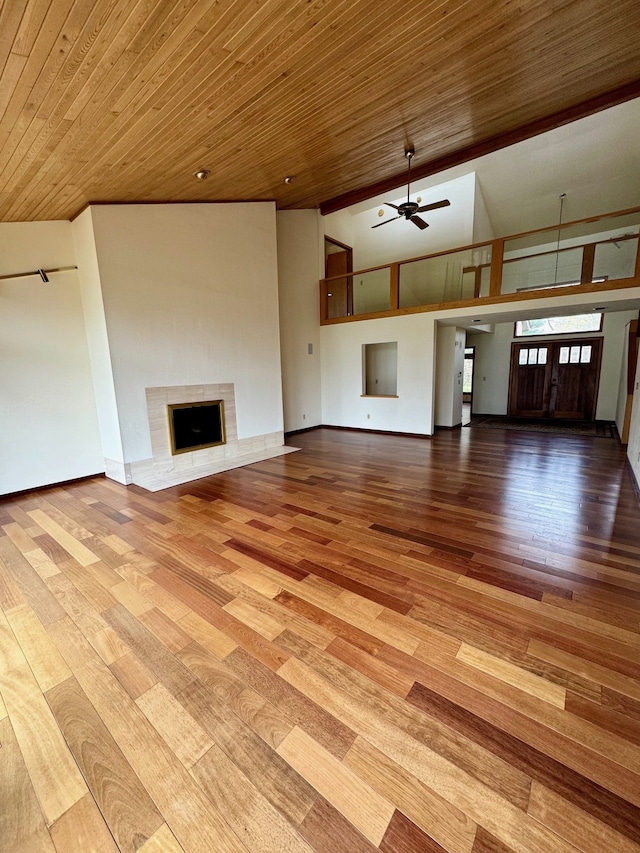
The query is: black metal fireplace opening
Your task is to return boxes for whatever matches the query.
[168,400,226,455]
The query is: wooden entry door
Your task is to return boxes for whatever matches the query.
[508,338,603,420]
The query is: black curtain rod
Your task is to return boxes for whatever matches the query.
[0,265,78,283]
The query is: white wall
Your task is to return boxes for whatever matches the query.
[277,210,323,432]
[323,173,478,272]
[323,208,354,251]
[0,222,103,494]
[86,203,284,463]
[627,356,640,484]
[72,209,126,481]
[468,310,638,418]
[321,313,437,435]
[435,326,465,427]
[345,173,477,270]
[616,321,634,438]
[472,176,495,243]
[468,323,517,415]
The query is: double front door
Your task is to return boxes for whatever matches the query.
[508,337,603,420]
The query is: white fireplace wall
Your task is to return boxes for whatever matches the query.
[81,202,284,473]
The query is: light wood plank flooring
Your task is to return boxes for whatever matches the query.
[1,426,639,853]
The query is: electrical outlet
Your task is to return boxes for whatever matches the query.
[367,414,370,419]
[303,414,306,420]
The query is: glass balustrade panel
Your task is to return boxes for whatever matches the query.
[352,268,391,315]
[399,248,477,308]
[501,247,584,294]
[593,235,638,282]
[502,211,640,294]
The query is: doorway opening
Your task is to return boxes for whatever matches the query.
[324,236,353,319]
[463,346,475,424]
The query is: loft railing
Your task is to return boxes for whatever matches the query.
[320,206,640,323]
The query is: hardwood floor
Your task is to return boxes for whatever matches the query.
[1,426,639,853]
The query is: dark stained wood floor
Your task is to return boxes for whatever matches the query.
[1,426,640,853]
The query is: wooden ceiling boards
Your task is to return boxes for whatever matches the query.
[0,0,639,221]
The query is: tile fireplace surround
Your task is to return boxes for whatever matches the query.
[126,383,296,491]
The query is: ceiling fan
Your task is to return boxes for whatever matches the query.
[372,148,450,230]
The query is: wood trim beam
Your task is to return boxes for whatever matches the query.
[320,277,640,325]
[319,80,640,215]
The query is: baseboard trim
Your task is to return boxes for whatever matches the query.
[435,423,463,431]
[626,458,640,505]
[0,471,106,500]
[318,424,431,439]
[284,426,322,437]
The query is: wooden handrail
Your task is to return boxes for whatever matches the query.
[320,205,640,284]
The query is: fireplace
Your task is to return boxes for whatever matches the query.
[168,400,225,454]
[131,382,293,491]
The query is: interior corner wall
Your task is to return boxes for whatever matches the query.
[435,326,465,427]
[72,208,127,482]
[277,210,323,432]
[597,312,639,421]
[322,208,354,249]
[87,203,284,465]
[472,176,495,242]
[0,221,103,495]
[627,356,640,482]
[320,313,437,435]
[467,323,515,415]
[616,322,635,439]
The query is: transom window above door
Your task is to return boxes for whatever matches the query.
[514,314,602,337]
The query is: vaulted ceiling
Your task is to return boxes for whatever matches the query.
[1,0,639,222]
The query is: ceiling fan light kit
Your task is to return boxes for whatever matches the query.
[372,148,450,230]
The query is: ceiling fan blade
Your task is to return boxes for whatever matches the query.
[411,215,429,230]
[384,202,400,210]
[416,199,451,213]
[372,216,402,229]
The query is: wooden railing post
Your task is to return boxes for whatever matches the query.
[390,264,400,310]
[489,238,504,296]
[580,243,596,284]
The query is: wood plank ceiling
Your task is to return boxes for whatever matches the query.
[0,0,639,222]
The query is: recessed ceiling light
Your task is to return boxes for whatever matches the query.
[283,175,295,184]
[594,306,607,311]
[471,318,483,323]
[194,169,210,180]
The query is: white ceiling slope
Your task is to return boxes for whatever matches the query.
[342,99,640,238]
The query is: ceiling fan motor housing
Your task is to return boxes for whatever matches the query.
[398,201,419,218]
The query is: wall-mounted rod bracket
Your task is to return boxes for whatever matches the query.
[0,265,78,283]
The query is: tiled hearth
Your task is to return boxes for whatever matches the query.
[128,383,296,491]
